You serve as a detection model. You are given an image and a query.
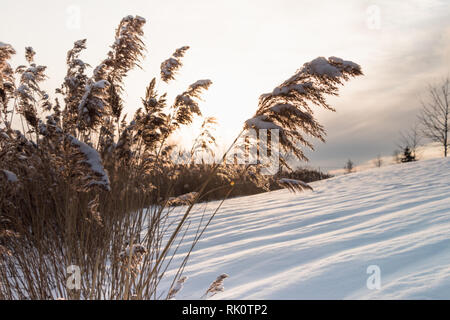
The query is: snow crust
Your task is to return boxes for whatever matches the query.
[67,135,110,190]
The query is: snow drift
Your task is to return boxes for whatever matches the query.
[163,157,450,299]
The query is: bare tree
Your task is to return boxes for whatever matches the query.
[344,159,354,174]
[373,154,383,168]
[397,123,422,159]
[418,78,449,157]
[393,150,402,164]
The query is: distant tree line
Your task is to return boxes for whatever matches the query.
[344,77,449,172]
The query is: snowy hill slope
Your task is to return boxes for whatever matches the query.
[164,158,450,299]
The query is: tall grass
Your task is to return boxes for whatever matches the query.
[0,15,362,299]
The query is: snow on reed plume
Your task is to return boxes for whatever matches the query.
[246,56,363,167]
[201,274,229,299]
[161,46,190,82]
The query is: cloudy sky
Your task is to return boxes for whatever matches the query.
[1,0,449,171]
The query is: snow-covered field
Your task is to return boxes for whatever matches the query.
[164,158,450,299]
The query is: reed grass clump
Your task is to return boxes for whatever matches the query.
[0,15,361,300]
